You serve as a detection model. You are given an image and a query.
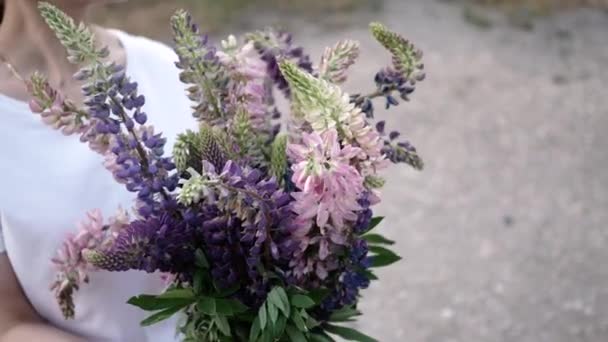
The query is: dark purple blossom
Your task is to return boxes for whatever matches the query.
[320,238,371,313]
[84,213,198,274]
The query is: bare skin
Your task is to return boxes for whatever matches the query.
[0,0,126,104]
[0,0,125,340]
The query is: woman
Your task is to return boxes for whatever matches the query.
[0,1,193,340]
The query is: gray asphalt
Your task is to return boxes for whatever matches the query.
[266,1,608,341]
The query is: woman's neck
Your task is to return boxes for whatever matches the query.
[0,1,126,103]
[0,1,88,83]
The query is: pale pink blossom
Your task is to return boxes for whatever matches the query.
[288,129,365,231]
[50,208,130,317]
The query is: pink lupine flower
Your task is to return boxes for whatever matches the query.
[50,208,129,318]
[218,40,271,130]
[288,129,365,231]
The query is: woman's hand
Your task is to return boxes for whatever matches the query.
[0,254,84,342]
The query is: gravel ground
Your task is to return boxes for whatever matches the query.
[105,1,608,340]
[257,1,608,341]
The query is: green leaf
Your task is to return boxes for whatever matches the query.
[268,287,289,318]
[360,269,378,281]
[214,315,231,337]
[215,284,240,298]
[369,245,402,268]
[290,309,307,332]
[268,300,279,325]
[259,329,273,342]
[127,294,193,311]
[329,307,361,322]
[258,302,268,330]
[275,287,291,317]
[311,333,336,342]
[285,325,307,342]
[270,314,287,338]
[324,324,378,342]
[307,288,331,304]
[215,298,249,316]
[362,233,395,245]
[366,217,384,232]
[140,305,183,327]
[195,249,209,268]
[198,297,217,315]
[303,311,321,329]
[290,294,316,309]
[158,288,194,299]
[249,317,261,342]
[193,270,205,294]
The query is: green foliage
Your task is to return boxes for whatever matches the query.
[328,306,362,322]
[289,294,315,309]
[368,245,402,268]
[370,22,424,83]
[365,216,385,233]
[248,286,332,342]
[324,324,378,342]
[362,233,395,246]
[128,288,196,326]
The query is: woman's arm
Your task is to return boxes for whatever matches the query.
[0,254,84,342]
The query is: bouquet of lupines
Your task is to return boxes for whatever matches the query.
[32,3,425,341]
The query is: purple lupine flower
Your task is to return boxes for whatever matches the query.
[320,238,371,313]
[84,213,198,274]
[78,63,179,217]
[171,11,225,123]
[376,120,424,170]
[190,160,296,306]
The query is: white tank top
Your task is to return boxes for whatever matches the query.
[0,29,194,341]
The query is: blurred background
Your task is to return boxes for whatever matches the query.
[93,1,608,341]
